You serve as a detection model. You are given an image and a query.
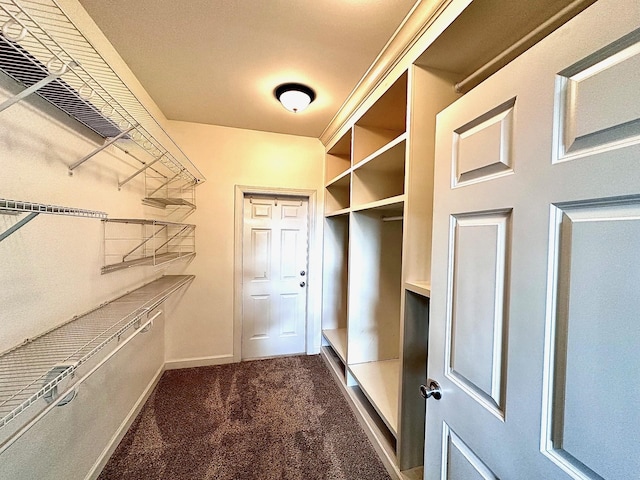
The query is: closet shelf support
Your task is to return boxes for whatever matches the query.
[118,153,165,190]
[0,73,59,113]
[0,212,37,241]
[68,124,138,174]
[122,224,167,262]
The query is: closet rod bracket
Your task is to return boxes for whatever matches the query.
[68,125,138,175]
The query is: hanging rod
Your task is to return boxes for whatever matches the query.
[454,0,594,93]
[382,215,403,222]
[0,0,206,185]
[0,198,107,242]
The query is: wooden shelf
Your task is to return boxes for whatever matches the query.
[325,170,351,214]
[349,359,400,437]
[404,281,431,298]
[322,328,347,364]
[326,168,351,188]
[325,208,350,218]
[351,195,404,213]
[326,129,352,179]
[353,132,407,171]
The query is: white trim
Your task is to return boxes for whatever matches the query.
[85,364,165,480]
[164,354,236,370]
[234,185,320,363]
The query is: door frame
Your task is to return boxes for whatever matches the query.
[233,185,319,362]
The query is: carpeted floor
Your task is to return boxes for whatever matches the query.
[98,355,392,480]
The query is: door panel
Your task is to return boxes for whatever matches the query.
[453,98,515,186]
[442,424,498,480]
[554,29,640,162]
[447,211,509,418]
[542,201,640,479]
[242,196,308,359]
[425,1,640,478]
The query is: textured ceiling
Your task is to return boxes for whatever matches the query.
[77,0,418,138]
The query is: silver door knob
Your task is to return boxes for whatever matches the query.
[300,281,306,287]
[420,379,442,400]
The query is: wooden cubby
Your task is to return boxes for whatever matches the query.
[321,214,349,366]
[352,72,408,165]
[352,135,406,208]
[325,129,352,182]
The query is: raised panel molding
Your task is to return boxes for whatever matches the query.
[280,229,299,279]
[279,293,299,336]
[452,98,515,187]
[554,28,640,162]
[441,423,499,480]
[251,229,271,281]
[542,197,640,479]
[248,295,270,339]
[445,210,510,419]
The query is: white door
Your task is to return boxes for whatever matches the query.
[242,195,309,359]
[425,1,640,478]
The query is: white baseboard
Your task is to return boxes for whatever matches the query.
[85,363,165,480]
[164,353,235,370]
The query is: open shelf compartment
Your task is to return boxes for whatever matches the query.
[102,218,195,274]
[352,71,407,165]
[352,135,406,207]
[325,128,352,179]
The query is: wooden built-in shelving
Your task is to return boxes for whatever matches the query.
[320,64,458,475]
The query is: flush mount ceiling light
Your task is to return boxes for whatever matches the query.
[275,83,316,113]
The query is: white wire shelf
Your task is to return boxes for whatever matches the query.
[102,218,196,274]
[142,168,197,210]
[0,0,205,185]
[0,274,195,447]
[0,198,106,217]
[0,197,107,242]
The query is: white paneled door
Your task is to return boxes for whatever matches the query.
[242,195,309,359]
[425,1,640,479]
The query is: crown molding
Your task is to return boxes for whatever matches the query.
[320,0,463,148]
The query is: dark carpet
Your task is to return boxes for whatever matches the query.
[98,355,391,480]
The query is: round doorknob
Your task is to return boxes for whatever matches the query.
[300,281,306,287]
[300,270,306,276]
[420,379,442,400]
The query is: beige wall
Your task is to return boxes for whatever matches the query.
[164,120,325,366]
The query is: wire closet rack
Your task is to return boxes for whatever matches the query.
[102,218,196,274]
[0,274,195,454]
[0,0,205,186]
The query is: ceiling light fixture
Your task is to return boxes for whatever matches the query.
[275,83,316,113]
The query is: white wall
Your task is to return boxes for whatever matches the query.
[164,120,325,367]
